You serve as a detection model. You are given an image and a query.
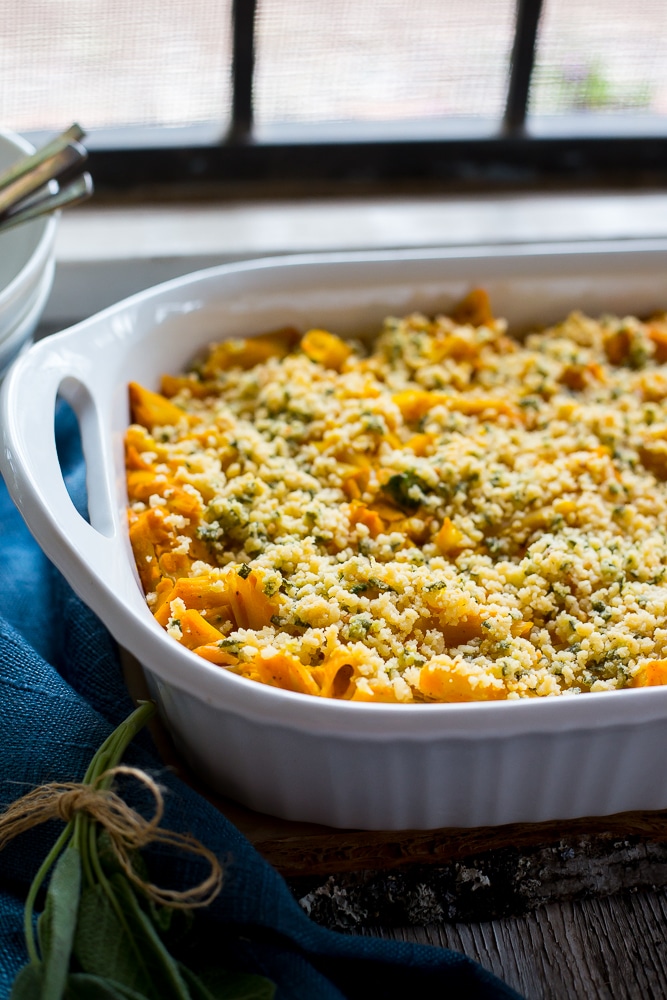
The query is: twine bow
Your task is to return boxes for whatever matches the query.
[0,765,223,909]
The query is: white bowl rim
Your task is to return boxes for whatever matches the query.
[0,129,58,315]
[0,256,55,371]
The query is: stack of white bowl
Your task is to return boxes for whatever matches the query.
[0,130,58,378]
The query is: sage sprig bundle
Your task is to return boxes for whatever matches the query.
[0,702,275,1000]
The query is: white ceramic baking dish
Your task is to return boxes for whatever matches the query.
[5,243,667,831]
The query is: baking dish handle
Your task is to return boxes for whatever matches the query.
[0,338,123,605]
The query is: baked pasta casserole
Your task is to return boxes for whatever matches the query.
[125,290,667,702]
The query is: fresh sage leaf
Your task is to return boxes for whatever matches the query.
[152,899,196,947]
[111,874,193,1000]
[10,705,265,1000]
[96,830,148,884]
[94,832,179,937]
[9,963,43,999]
[175,966,215,1000]
[64,971,150,999]
[190,967,276,1000]
[36,845,82,1000]
[94,830,124,878]
[74,876,190,1000]
[74,883,154,997]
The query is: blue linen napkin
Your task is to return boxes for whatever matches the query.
[0,402,524,1000]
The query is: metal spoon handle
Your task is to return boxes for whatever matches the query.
[0,140,88,217]
[0,124,85,195]
[0,173,93,235]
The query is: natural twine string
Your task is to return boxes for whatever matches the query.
[0,765,223,909]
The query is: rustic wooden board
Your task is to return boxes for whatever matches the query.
[289,830,667,926]
[228,805,667,878]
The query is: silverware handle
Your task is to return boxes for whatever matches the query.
[0,141,88,217]
[0,173,93,234]
[0,124,85,194]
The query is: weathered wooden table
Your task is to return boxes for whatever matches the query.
[222,798,667,1000]
[357,889,667,999]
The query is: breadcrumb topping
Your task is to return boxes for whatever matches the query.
[125,291,667,702]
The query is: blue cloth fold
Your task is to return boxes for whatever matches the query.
[0,403,523,1000]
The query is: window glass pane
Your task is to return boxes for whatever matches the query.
[255,0,516,125]
[530,0,667,117]
[0,0,232,131]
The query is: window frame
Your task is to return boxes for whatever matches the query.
[27,0,667,194]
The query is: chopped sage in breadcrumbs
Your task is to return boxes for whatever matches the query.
[126,292,667,702]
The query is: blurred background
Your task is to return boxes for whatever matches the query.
[4,0,667,330]
[3,0,667,129]
[2,0,667,194]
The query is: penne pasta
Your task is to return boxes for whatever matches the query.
[126,296,667,701]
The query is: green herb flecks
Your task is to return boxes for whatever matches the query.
[381,471,429,512]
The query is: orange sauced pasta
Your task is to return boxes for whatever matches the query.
[126,290,667,702]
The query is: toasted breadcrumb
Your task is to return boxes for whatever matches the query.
[125,298,667,702]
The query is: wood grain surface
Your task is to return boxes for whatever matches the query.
[358,888,667,1000]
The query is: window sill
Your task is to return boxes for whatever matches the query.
[48,189,667,326]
